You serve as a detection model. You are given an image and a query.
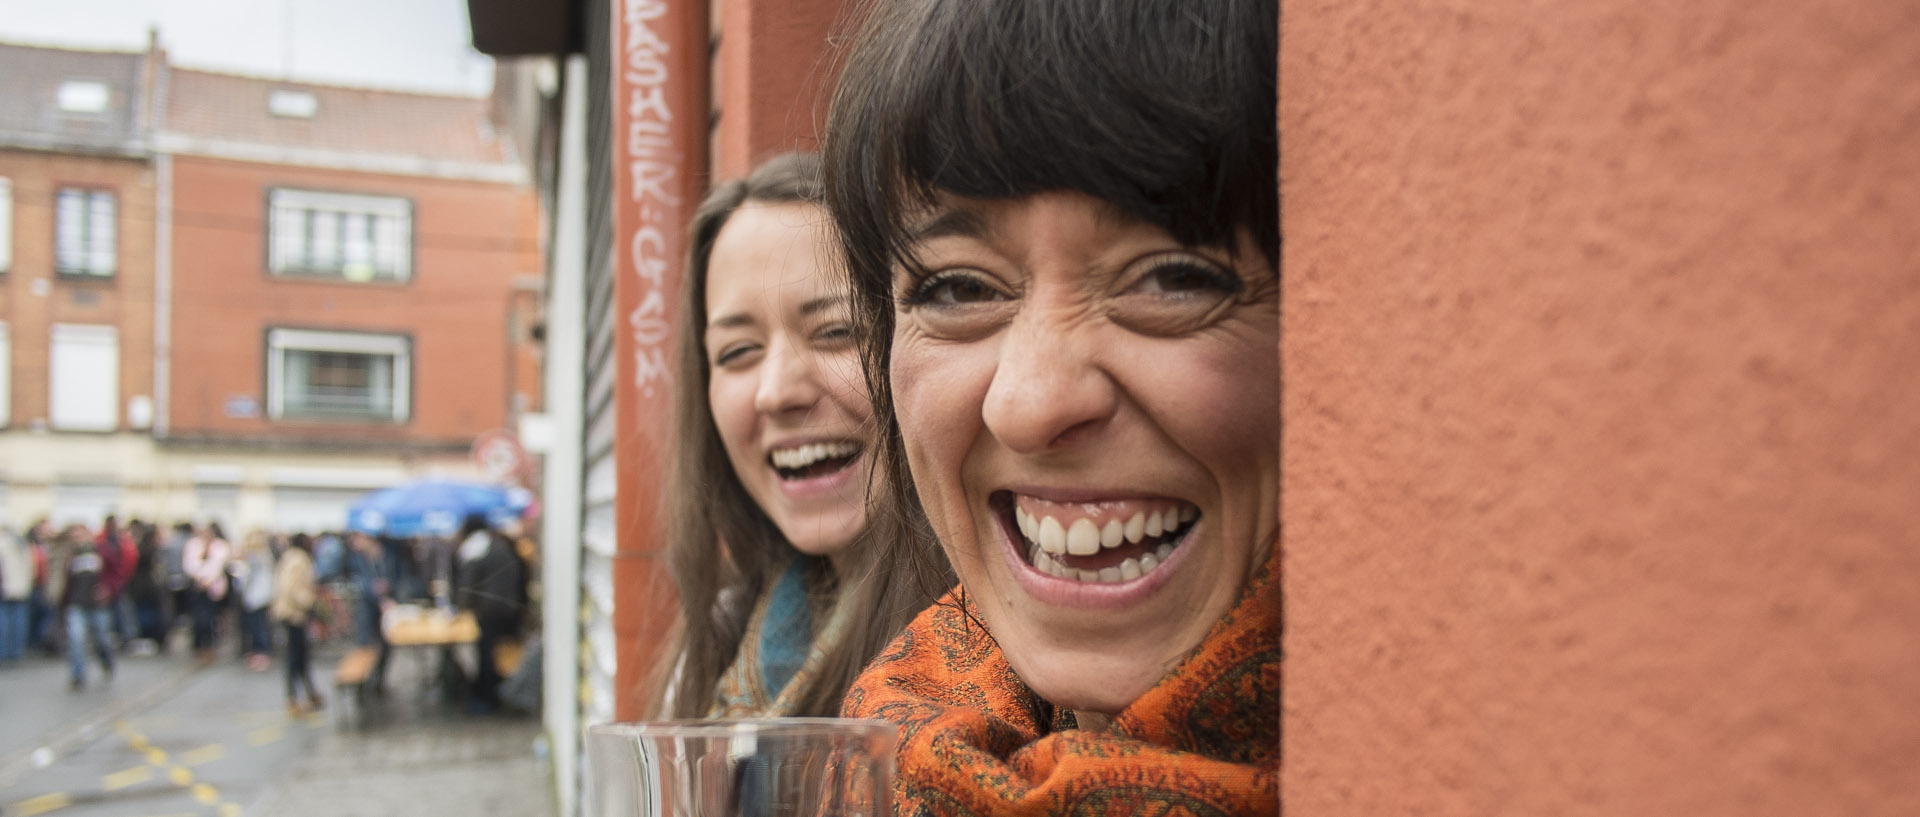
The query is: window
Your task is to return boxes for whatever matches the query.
[1,177,12,273]
[267,328,410,422]
[268,189,412,282]
[56,188,116,277]
[49,324,118,431]
[57,80,110,114]
[0,321,10,428]
[268,90,318,118]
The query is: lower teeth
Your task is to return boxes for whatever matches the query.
[1031,542,1177,584]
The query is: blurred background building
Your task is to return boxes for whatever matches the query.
[0,35,541,532]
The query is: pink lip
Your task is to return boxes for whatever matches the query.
[995,496,1193,611]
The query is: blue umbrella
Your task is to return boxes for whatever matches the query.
[346,478,532,538]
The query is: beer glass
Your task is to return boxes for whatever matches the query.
[586,719,895,817]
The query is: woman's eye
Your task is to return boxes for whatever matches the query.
[1110,256,1246,336]
[1131,259,1244,297]
[903,271,1008,307]
[713,343,759,368]
[815,322,855,343]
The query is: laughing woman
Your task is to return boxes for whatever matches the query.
[825,0,1279,812]
[649,153,951,719]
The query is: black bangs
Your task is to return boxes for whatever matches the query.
[826,0,1278,288]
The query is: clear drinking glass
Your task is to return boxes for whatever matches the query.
[586,719,896,817]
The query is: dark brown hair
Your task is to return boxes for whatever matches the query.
[648,153,952,719]
[823,0,1279,547]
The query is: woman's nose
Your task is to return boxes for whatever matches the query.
[754,338,823,415]
[980,312,1117,453]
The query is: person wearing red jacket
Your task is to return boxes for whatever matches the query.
[96,515,136,648]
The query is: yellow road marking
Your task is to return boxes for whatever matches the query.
[191,783,219,804]
[102,765,154,790]
[168,766,194,786]
[180,744,226,766]
[247,726,285,746]
[218,803,243,817]
[10,793,73,817]
[127,734,151,751]
[145,748,168,765]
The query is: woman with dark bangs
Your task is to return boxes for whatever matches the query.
[647,153,952,719]
[825,0,1278,812]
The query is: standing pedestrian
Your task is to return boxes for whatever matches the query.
[181,521,232,665]
[345,531,395,694]
[96,515,135,651]
[452,514,527,714]
[25,520,56,655]
[159,522,193,654]
[271,533,325,714]
[127,522,167,653]
[0,526,31,663]
[234,529,277,671]
[47,524,116,690]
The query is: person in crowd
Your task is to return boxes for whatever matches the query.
[95,515,135,651]
[647,153,952,720]
[48,524,118,690]
[270,533,325,714]
[181,521,233,665]
[234,529,278,670]
[0,525,31,663]
[451,513,527,714]
[345,530,396,693]
[160,522,193,654]
[822,0,1279,811]
[25,520,57,655]
[126,520,168,653]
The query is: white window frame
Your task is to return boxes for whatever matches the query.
[49,323,119,432]
[265,328,411,423]
[55,187,116,277]
[267,189,413,283]
[0,321,10,428]
[1,177,13,273]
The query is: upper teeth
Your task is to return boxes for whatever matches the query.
[771,441,859,470]
[1015,504,1197,557]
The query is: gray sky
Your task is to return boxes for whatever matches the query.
[0,0,493,96]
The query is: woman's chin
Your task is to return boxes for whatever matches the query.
[1009,651,1163,717]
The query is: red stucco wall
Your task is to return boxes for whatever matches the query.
[712,0,846,179]
[1280,1,1920,813]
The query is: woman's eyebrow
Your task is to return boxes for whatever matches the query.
[798,294,850,317]
[706,311,755,332]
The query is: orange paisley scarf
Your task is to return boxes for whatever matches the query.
[842,547,1279,816]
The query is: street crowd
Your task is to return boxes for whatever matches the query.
[0,514,533,716]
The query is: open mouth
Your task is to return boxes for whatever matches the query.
[993,491,1200,584]
[769,440,863,481]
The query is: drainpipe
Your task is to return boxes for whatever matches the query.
[541,53,590,817]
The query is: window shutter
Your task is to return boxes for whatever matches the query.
[49,324,119,431]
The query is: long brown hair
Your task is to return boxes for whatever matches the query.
[648,153,952,719]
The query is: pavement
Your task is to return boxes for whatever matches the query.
[0,630,554,817]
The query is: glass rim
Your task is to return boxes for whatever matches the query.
[587,718,897,740]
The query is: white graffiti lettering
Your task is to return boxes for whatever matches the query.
[620,0,678,398]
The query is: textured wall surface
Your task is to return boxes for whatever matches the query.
[1279,1,1920,813]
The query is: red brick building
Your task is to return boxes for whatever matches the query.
[0,36,540,533]
[0,40,161,527]
[152,66,542,531]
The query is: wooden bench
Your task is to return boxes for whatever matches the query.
[332,647,378,729]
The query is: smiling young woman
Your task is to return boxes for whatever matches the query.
[824,0,1279,812]
[648,154,952,720]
